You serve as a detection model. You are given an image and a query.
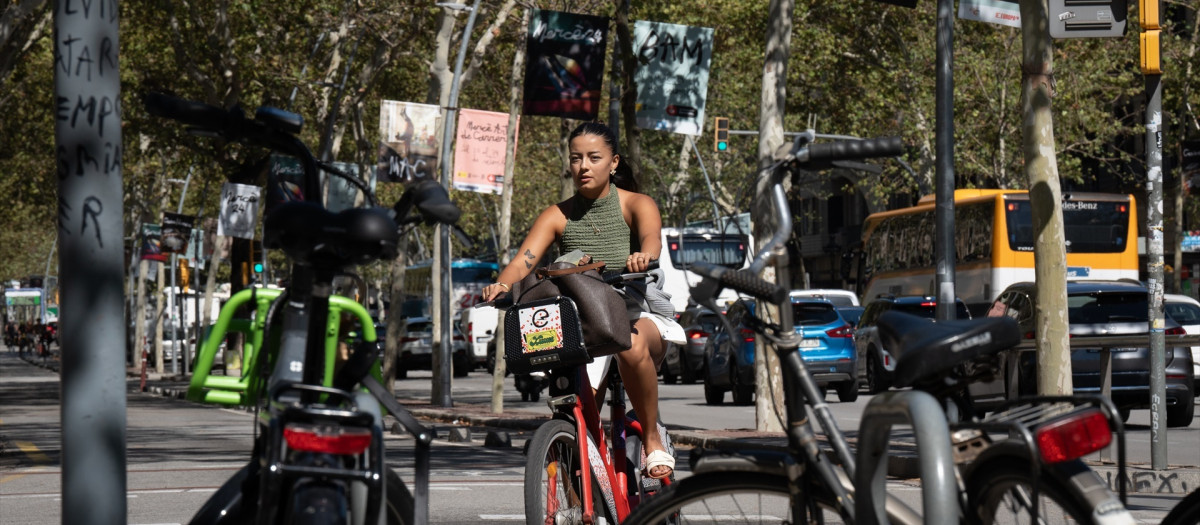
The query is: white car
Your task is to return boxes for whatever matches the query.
[789,289,860,307]
[461,305,499,371]
[1165,293,1200,390]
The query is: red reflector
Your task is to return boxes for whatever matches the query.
[467,322,474,343]
[920,302,936,307]
[1036,409,1111,464]
[284,424,372,455]
[1166,326,1186,336]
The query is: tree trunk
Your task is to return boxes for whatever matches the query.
[613,2,644,183]
[492,7,529,414]
[1019,0,1071,396]
[134,259,147,373]
[753,0,793,433]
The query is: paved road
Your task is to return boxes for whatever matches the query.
[3,350,1197,523]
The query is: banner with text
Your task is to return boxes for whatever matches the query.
[217,182,261,240]
[160,212,195,255]
[453,109,518,195]
[377,100,442,183]
[522,9,609,120]
[139,223,167,262]
[632,21,714,136]
[959,0,1021,28]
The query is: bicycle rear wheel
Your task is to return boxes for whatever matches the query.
[524,418,614,525]
[621,471,842,525]
[384,466,414,525]
[1164,488,1200,525]
[964,443,1130,524]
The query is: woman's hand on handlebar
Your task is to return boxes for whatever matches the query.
[625,252,657,273]
[481,282,510,303]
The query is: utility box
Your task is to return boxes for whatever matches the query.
[1049,0,1128,39]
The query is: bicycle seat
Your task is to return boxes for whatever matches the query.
[877,311,1019,388]
[264,201,399,268]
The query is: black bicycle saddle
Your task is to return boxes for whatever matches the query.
[877,311,1020,388]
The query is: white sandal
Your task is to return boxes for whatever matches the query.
[643,449,675,479]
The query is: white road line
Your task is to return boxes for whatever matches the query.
[478,515,525,521]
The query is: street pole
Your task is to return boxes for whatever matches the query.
[933,0,956,321]
[1146,73,1167,470]
[169,167,194,375]
[435,0,482,407]
[54,0,126,521]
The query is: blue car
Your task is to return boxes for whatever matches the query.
[703,297,858,405]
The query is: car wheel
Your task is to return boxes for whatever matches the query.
[835,380,859,403]
[1168,388,1196,428]
[661,366,678,385]
[866,352,883,394]
[1118,407,1131,423]
[732,384,754,406]
[704,383,725,405]
[396,362,408,380]
[680,354,697,384]
[486,341,497,374]
[453,353,469,378]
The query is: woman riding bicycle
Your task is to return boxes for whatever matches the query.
[481,121,677,480]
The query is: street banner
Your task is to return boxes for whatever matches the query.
[325,162,363,212]
[453,109,518,195]
[377,100,442,183]
[217,182,261,240]
[959,0,1021,28]
[632,21,714,136]
[266,154,305,214]
[139,223,167,262]
[160,212,195,254]
[522,9,609,120]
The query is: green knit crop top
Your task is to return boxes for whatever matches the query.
[561,185,631,268]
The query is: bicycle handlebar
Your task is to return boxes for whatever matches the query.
[688,261,788,305]
[799,136,903,164]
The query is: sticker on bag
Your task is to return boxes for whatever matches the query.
[519,303,565,354]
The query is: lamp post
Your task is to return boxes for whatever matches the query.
[167,166,194,375]
[433,0,481,407]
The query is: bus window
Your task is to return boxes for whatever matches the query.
[665,234,748,268]
[1004,199,1130,253]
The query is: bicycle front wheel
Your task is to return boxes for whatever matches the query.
[524,418,614,525]
[621,471,842,525]
[965,445,1129,524]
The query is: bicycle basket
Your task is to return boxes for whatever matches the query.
[503,296,591,374]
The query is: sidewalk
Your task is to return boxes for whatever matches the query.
[14,350,1200,495]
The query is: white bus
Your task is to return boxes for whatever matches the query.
[658,227,754,314]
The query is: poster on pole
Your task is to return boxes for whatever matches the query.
[325,162,364,212]
[453,109,518,195]
[958,0,1021,28]
[160,212,195,254]
[632,21,714,136]
[139,223,167,262]
[377,100,442,184]
[266,154,305,215]
[521,9,609,120]
[217,182,261,240]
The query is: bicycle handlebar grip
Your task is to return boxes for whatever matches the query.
[144,92,234,131]
[806,136,903,162]
[689,261,788,304]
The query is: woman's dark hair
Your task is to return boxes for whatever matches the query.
[569,122,638,193]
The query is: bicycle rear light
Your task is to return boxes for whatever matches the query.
[284,424,372,455]
[1035,408,1111,464]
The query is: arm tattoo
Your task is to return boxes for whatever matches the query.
[524,249,535,260]
[524,261,533,269]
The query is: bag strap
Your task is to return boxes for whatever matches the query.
[537,261,607,278]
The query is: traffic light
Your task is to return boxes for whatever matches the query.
[713,117,729,152]
[251,240,265,274]
[179,258,190,292]
[1139,0,1161,74]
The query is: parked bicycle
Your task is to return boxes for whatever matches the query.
[147,92,459,525]
[620,132,1136,525]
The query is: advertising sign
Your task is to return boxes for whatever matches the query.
[139,223,167,262]
[217,183,261,240]
[522,9,609,120]
[453,109,518,195]
[377,100,442,184]
[632,21,714,136]
[959,0,1021,28]
[161,212,195,255]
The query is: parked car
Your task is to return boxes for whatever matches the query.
[854,295,971,394]
[461,305,499,371]
[396,316,470,379]
[661,306,719,384]
[975,281,1194,427]
[1165,293,1200,391]
[789,288,860,307]
[703,298,857,405]
[836,306,865,328]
